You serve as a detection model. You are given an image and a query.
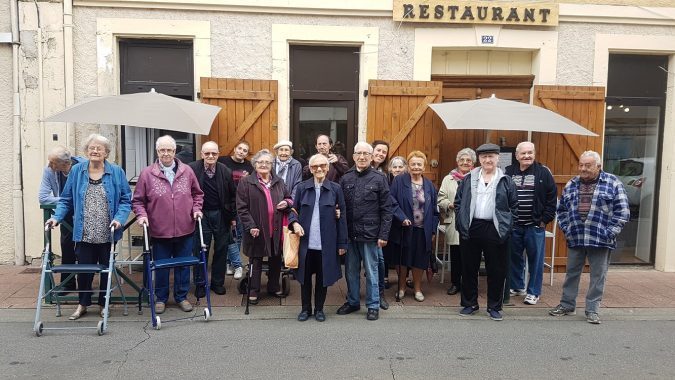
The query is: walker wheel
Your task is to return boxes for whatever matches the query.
[238,278,248,294]
[154,316,161,330]
[96,320,105,336]
[204,308,211,321]
[281,275,290,297]
[34,321,44,337]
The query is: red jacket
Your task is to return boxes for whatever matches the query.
[132,159,204,239]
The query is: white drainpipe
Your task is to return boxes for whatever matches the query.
[11,0,25,265]
[63,0,75,148]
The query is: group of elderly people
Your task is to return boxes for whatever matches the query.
[41,131,629,325]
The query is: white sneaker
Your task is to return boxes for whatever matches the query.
[524,294,539,305]
[233,266,243,280]
[510,288,526,297]
[226,264,234,275]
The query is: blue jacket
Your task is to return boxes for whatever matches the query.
[557,171,630,250]
[38,156,85,204]
[389,173,439,253]
[289,179,348,287]
[52,160,132,242]
[273,158,303,200]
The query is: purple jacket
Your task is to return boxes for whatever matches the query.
[132,159,204,239]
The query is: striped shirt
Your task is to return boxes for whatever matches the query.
[511,172,536,226]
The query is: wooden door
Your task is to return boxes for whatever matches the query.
[200,77,278,156]
[532,85,606,272]
[366,80,443,183]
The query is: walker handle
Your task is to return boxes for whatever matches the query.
[43,225,51,253]
[110,226,116,254]
[142,223,150,252]
[197,216,206,249]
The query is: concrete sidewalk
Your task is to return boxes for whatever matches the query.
[3,264,675,314]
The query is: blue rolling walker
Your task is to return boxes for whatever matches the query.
[140,217,212,330]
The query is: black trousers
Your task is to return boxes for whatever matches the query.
[301,249,327,313]
[59,220,77,289]
[249,240,281,297]
[449,244,462,289]
[460,219,508,311]
[75,242,111,307]
[194,209,232,286]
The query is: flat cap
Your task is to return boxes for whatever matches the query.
[476,143,500,155]
[273,140,293,150]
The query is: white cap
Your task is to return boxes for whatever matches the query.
[273,140,293,150]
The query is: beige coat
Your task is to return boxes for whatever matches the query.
[437,173,460,246]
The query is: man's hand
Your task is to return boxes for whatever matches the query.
[335,205,341,219]
[327,154,338,164]
[402,219,412,227]
[250,228,260,238]
[292,223,305,237]
[377,239,388,248]
[338,248,346,256]
[137,216,149,227]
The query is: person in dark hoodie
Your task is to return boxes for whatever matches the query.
[505,141,557,306]
[454,143,517,321]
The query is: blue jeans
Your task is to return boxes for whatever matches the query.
[345,241,380,310]
[153,235,193,303]
[227,216,243,268]
[377,246,385,293]
[510,225,546,296]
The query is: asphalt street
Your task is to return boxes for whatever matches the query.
[2,307,674,379]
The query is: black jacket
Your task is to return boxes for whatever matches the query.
[504,161,557,225]
[188,160,237,222]
[339,166,393,242]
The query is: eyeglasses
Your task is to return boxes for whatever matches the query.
[353,151,371,157]
[310,164,328,170]
[202,152,219,157]
[256,161,272,166]
[87,146,105,152]
[158,148,175,154]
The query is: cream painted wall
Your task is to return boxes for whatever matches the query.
[0,0,14,263]
[431,50,533,75]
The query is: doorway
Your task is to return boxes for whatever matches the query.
[292,101,355,162]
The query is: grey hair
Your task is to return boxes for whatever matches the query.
[308,154,328,166]
[580,150,602,167]
[353,141,373,154]
[456,148,476,163]
[155,135,177,150]
[388,156,407,170]
[82,133,112,154]
[48,145,72,163]
[516,141,535,153]
[251,149,273,166]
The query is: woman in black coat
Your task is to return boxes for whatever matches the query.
[289,154,348,322]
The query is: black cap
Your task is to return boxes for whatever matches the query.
[476,143,500,155]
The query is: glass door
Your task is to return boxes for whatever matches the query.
[292,100,356,165]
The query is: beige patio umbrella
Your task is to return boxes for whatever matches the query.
[44,89,221,135]
[428,94,598,136]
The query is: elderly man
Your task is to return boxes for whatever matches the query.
[338,142,392,321]
[272,140,302,200]
[133,135,204,314]
[189,142,238,297]
[505,142,557,305]
[303,134,349,182]
[39,146,84,292]
[549,151,630,324]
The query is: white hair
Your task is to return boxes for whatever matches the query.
[353,141,373,154]
[155,135,177,150]
[516,141,535,153]
[251,149,273,166]
[48,145,72,163]
[308,154,328,166]
[580,150,602,168]
[456,148,476,163]
[82,134,112,154]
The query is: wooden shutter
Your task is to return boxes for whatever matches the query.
[366,80,443,183]
[200,78,278,155]
[532,85,606,272]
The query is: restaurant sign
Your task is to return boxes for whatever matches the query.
[393,0,559,26]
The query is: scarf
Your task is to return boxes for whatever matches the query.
[275,157,289,182]
[450,168,468,181]
[160,160,176,186]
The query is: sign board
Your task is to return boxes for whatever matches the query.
[393,0,559,26]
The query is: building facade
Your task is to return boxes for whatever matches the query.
[2,0,674,272]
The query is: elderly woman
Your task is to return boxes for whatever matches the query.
[289,154,348,322]
[46,134,132,320]
[388,156,407,179]
[39,146,85,293]
[390,151,439,302]
[237,149,294,304]
[272,140,303,200]
[438,148,476,296]
[383,155,407,289]
[133,135,204,314]
[455,143,517,321]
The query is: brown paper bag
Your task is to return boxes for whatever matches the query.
[283,226,300,269]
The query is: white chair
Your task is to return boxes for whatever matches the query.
[543,216,557,286]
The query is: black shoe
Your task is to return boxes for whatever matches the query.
[195,285,206,298]
[314,310,326,322]
[336,303,360,315]
[446,285,460,295]
[406,279,413,289]
[268,291,285,298]
[211,284,226,295]
[384,278,391,290]
[379,292,389,310]
[297,310,310,322]
[366,308,379,321]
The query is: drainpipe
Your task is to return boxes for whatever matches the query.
[63,0,75,148]
[11,0,26,265]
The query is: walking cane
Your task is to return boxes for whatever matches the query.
[245,259,253,315]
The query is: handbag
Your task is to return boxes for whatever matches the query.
[283,226,300,269]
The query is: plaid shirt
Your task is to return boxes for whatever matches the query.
[557,171,630,250]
